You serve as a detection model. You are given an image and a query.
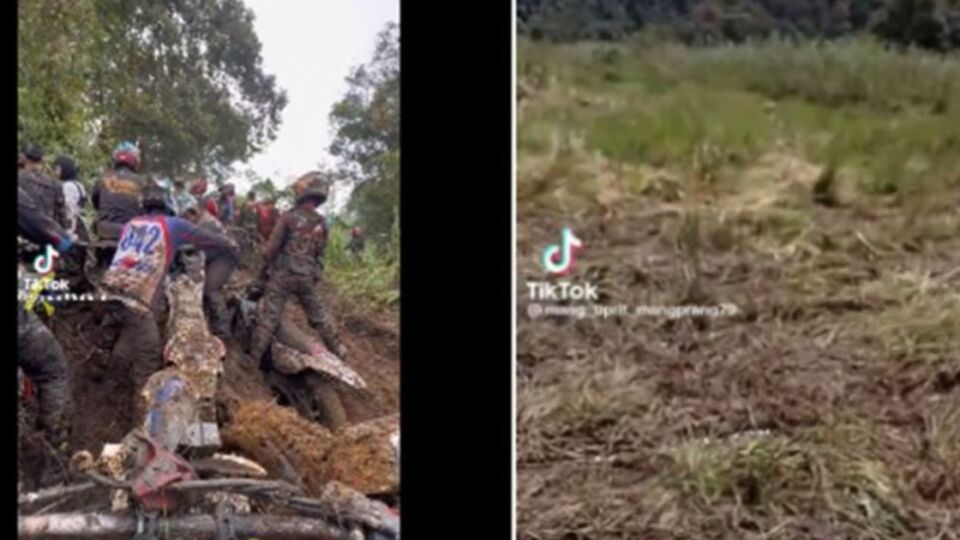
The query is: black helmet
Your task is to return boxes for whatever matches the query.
[22,144,43,162]
[142,182,175,215]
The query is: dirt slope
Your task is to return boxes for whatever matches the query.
[19,272,399,494]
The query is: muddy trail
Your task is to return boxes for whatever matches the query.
[517,153,960,539]
[18,270,399,498]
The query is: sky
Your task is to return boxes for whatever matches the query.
[236,0,399,211]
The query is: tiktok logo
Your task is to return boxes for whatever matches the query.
[541,227,582,275]
[33,244,59,274]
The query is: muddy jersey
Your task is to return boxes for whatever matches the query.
[274,207,326,276]
[18,186,73,252]
[91,169,145,240]
[196,211,240,260]
[102,215,238,313]
[101,216,175,313]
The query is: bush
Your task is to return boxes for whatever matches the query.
[325,220,399,311]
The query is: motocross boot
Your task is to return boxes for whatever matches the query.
[41,415,71,458]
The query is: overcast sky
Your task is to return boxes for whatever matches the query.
[236,0,398,206]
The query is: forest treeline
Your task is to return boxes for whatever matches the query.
[518,0,960,50]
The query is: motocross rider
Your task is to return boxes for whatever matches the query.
[181,200,241,339]
[247,172,345,364]
[189,177,219,219]
[98,183,239,414]
[19,144,68,230]
[218,183,237,225]
[349,226,365,259]
[255,195,280,244]
[90,142,147,267]
[18,186,76,452]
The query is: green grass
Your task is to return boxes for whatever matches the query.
[519,37,960,195]
[325,223,399,310]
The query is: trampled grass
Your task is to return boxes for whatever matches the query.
[518,36,960,540]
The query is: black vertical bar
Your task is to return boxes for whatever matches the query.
[400,0,513,538]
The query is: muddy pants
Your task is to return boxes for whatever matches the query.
[106,303,161,411]
[248,270,342,362]
[204,256,236,339]
[18,309,69,431]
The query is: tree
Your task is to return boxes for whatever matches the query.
[18,0,104,184]
[516,0,960,49]
[328,22,399,244]
[873,0,960,50]
[18,0,287,181]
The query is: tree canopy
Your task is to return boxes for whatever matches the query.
[328,22,399,244]
[19,0,287,182]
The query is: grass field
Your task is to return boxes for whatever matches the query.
[519,38,960,197]
[517,37,960,540]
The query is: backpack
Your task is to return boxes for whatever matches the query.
[73,181,88,209]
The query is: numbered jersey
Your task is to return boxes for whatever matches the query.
[101,216,173,313]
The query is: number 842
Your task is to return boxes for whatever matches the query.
[120,224,161,255]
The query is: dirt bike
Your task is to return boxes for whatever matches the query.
[229,294,367,431]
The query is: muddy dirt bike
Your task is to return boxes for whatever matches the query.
[228,294,367,431]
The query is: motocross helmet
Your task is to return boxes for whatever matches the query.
[142,181,175,215]
[190,177,208,196]
[292,171,329,206]
[112,141,141,171]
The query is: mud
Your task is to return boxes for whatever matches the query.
[222,401,398,497]
[19,270,400,498]
[322,415,400,495]
[517,152,960,539]
[222,400,336,494]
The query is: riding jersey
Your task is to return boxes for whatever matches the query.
[101,215,236,313]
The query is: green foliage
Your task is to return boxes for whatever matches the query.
[519,37,960,194]
[18,0,105,185]
[329,22,399,244]
[520,0,637,41]
[873,0,960,51]
[18,0,287,181]
[659,38,960,114]
[329,22,399,183]
[325,219,399,311]
[517,0,960,50]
